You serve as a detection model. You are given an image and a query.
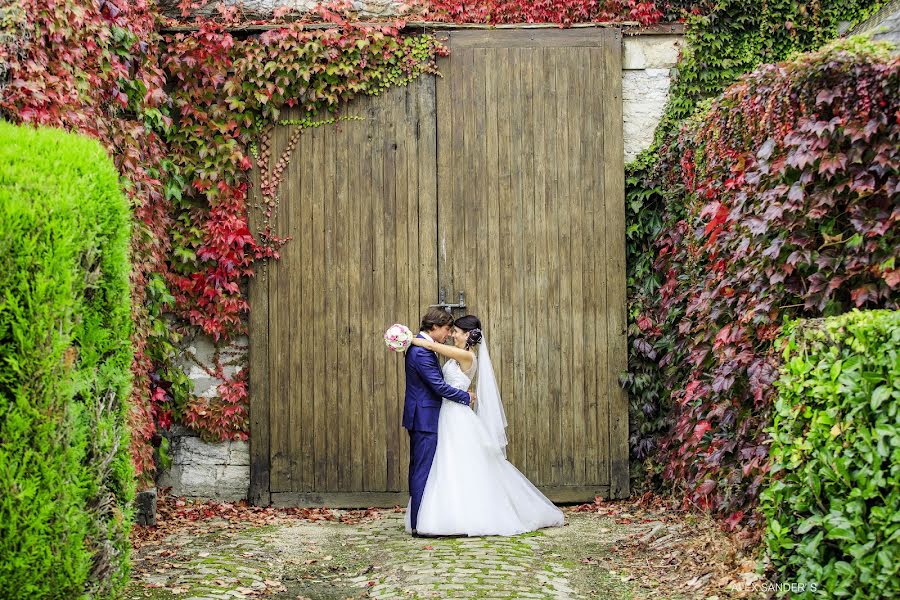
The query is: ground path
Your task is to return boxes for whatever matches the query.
[127,498,765,600]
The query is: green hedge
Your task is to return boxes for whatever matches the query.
[0,122,135,598]
[762,310,900,598]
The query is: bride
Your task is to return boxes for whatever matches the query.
[405,314,565,536]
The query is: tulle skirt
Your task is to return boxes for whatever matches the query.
[405,399,565,536]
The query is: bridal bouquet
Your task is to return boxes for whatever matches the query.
[384,324,413,352]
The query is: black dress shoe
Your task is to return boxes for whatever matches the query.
[412,531,438,538]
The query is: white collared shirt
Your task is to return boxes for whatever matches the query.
[420,331,434,343]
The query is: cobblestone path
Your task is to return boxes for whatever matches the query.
[127,509,759,599]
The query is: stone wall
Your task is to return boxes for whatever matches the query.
[157,424,250,501]
[156,336,250,501]
[849,0,900,48]
[622,33,681,161]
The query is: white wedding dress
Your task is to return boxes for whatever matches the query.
[405,357,565,536]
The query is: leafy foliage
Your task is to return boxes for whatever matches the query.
[656,0,885,140]
[2,0,451,467]
[406,0,695,25]
[1,0,175,483]
[159,15,449,441]
[0,123,135,598]
[626,37,899,530]
[762,310,900,599]
[626,5,888,485]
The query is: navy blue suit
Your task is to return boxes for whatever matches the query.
[403,333,470,530]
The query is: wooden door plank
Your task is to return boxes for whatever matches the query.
[371,94,388,494]
[248,135,271,506]
[270,123,292,492]
[496,47,518,467]
[330,105,356,491]
[573,47,598,487]
[414,73,439,494]
[348,102,365,493]
[296,124,314,492]
[588,47,610,487]
[339,104,355,492]
[311,119,327,493]
[435,35,453,305]
[385,86,404,493]
[286,124,303,491]
[322,116,338,492]
[507,47,527,473]
[568,48,588,487]
[552,49,576,485]
[360,99,377,492]
[419,70,440,314]
[398,84,419,493]
[520,50,541,485]
[482,48,502,393]
[298,123,321,491]
[470,48,486,326]
[450,48,470,310]
[530,47,550,487]
[539,47,563,488]
[603,31,629,498]
[469,48,484,329]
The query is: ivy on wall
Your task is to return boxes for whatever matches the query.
[158,14,450,443]
[1,0,175,481]
[7,0,887,505]
[405,0,692,25]
[623,4,896,534]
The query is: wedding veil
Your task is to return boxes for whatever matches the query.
[474,335,509,457]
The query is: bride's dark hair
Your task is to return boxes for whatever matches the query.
[455,315,483,349]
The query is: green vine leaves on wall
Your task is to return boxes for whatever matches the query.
[160,16,449,442]
[1,0,178,484]
[624,0,887,471]
[626,32,898,536]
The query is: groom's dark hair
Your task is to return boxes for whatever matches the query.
[420,307,454,332]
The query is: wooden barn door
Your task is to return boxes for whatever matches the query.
[249,27,628,506]
[435,29,628,502]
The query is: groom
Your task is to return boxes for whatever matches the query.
[403,307,475,535]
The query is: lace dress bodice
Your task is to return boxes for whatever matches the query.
[442,359,477,392]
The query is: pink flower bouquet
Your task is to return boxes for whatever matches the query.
[384,324,413,352]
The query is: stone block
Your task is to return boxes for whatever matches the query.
[622,68,672,161]
[229,442,251,465]
[623,35,683,70]
[157,423,251,501]
[134,487,158,526]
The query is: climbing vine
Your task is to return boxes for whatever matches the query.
[0,0,175,482]
[157,9,450,445]
[623,2,895,534]
[9,0,885,503]
[405,0,694,25]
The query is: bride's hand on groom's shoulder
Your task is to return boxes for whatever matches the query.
[410,338,428,348]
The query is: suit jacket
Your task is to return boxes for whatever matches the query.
[403,333,471,433]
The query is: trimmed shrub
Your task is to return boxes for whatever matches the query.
[762,309,900,598]
[0,122,135,598]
